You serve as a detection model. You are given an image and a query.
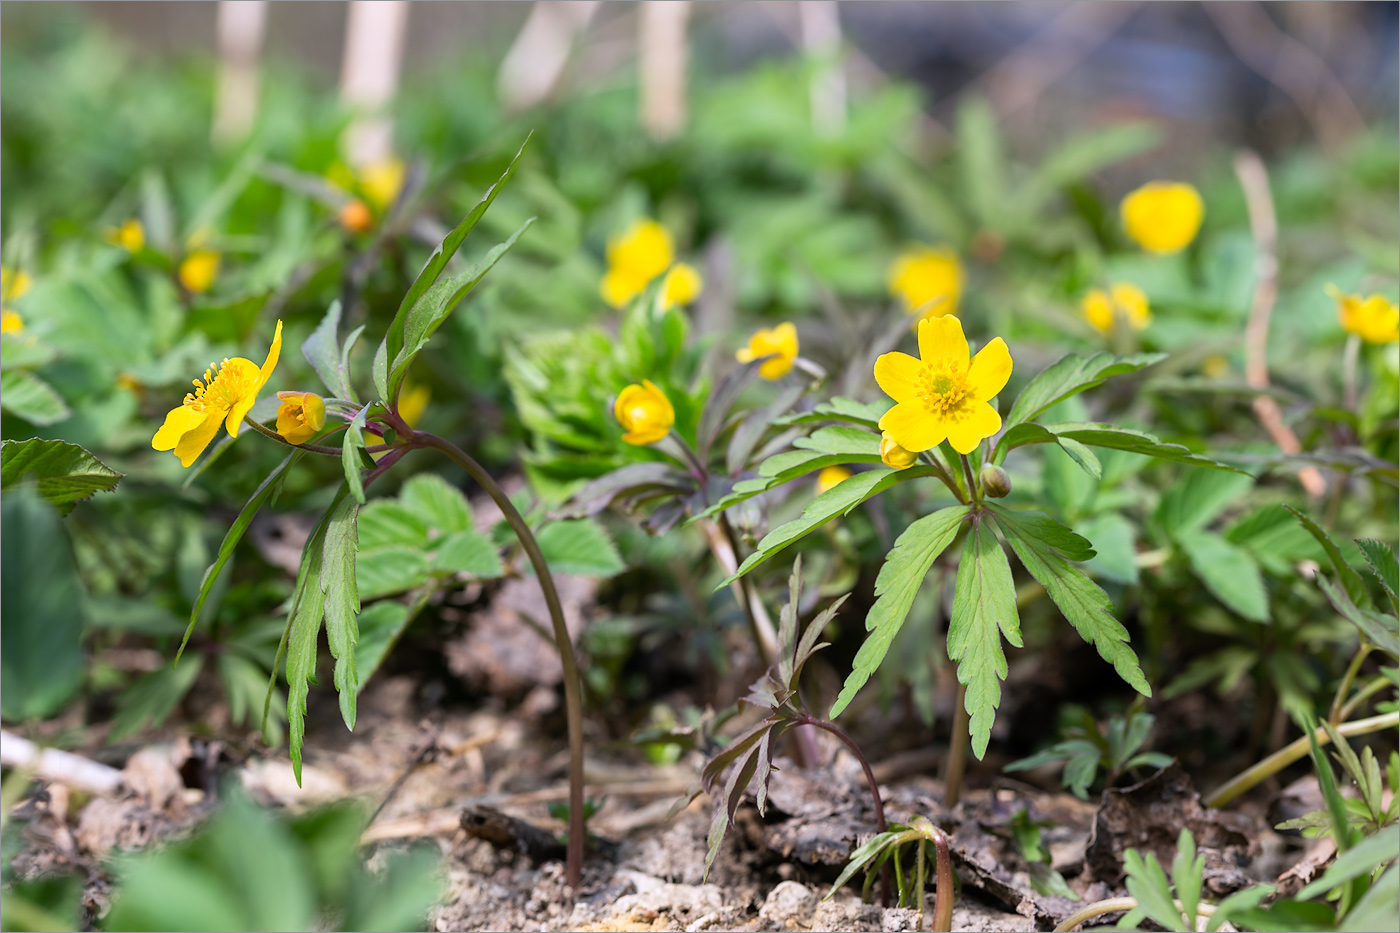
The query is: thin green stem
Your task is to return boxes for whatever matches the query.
[799,715,889,907]
[944,682,970,808]
[1053,897,1215,933]
[931,827,954,933]
[915,836,927,932]
[243,416,391,455]
[958,454,980,506]
[1205,710,1400,809]
[413,432,585,888]
[1329,644,1372,725]
[1339,675,1391,722]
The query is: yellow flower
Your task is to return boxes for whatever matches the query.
[736,323,799,380]
[1,267,32,303]
[661,262,703,308]
[338,199,374,234]
[601,218,675,309]
[614,380,675,445]
[1,309,22,335]
[398,380,431,428]
[1202,355,1229,379]
[361,158,406,210]
[276,391,326,445]
[153,320,283,467]
[879,431,917,470]
[874,315,1012,455]
[1082,283,1151,334]
[816,465,852,494]
[1330,286,1399,345]
[888,246,963,318]
[108,219,145,252]
[179,249,221,293]
[1120,182,1204,254]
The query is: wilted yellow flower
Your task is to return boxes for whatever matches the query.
[601,218,675,308]
[1329,286,1399,345]
[108,219,145,252]
[888,246,963,318]
[661,262,703,308]
[614,380,675,445]
[879,431,916,470]
[875,315,1012,455]
[276,391,326,445]
[816,465,852,494]
[361,158,406,210]
[338,199,374,234]
[179,249,221,293]
[736,323,799,380]
[152,320,283,467]
[1082,283,1151,334]
[0,310,22,335]
[1,268,32,304]
[398,380,431,428]
[1121,182,1203,255]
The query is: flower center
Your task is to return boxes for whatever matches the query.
[183,358,256,414]
[917,364,968,414]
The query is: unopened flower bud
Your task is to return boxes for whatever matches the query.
[979,464,1012,498]
[879,432,917,470]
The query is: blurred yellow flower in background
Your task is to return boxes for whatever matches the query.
[108,219,145,252]
[875,315,1012,455]
[879,431,916,470]
[1121,182,1203,254]
[179,249,221,293]
[661,262,703,309]
[153,320,282,467]
[0,310,23,335]
[816,465,852,494]
[276,391,326,445]
[1082,283,1151,334]
[1330,286,1399,345]
[614,380,675,445]
[736,322,799,379]
[1,268,32,334]
[888,246,963,318]
[360,158,406,210]
[398,380,431,428]
[601,218,677,308]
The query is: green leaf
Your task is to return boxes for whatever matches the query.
[180,453,303,663]
[1122,846,1188,932]
[378,135,530,401]
[1339,866,1399,933]
[1078,513,1139,585]
[1055,436,1102,480]
[1021,121,1162,217]
[1316,575,1399,660]
[1156,470,1254,535]
[355,545,431,600]
[990,505,1151,698]
[1171,828,1205,931]
[775,396,888,430]
[1297,815,1399,900]
[1002,351,1166,434]
[722,467,936,584]
[0,369,71,425]
[386,217,534,402]
[692,450,890,521]
[957,96,1007,229]
[302,301,355,401]
[399,473,474,534]
[995,421,1245,473]
[285,496,345,785]
[109,653,206,741]
[1177,530,1270,622]
[1355,539,1398,610]
[536,519,624,577]
[1,490,86,720]
[356,501,429,549]
[341,405,370,505]
[432,531,504,578]
[1,438,122,515]
[983,505,1095,560]
[829,505,971,719]
[792,426,881,456]
[1288,506,1369,607]
[1,332,58,368]
[320,494,360,731]
[947,518,1021,759]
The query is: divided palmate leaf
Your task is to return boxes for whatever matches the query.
[320,495,361,730]
[947,517,1021,759]
[988,504,1150,699]
[0,438,123,516]
[830,505,970,719]
[1002,351,1166,433]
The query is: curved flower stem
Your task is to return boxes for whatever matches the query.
[1204,710,1400,808]
[931,827,954,933]
[1339,675,1391,722]
[242,416,393,455]
[798,715,890,907]
[1329,643,1371,725]
[412,431,586,888]
[1052,896,1216,933]
[944,682,970,808]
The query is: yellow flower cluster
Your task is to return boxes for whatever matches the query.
[1082,283,1151,334]
[1330,286,1399,345]
[1,267,31,335]
[888,246,963,318]
[600,218,703,310]
[736,323,799,380]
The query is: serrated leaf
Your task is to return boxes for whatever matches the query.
[1155,468,1254,534]
[1178,530,1270,622]
[984,504,1095,561]
[721,467,939,584]
[355,545,431,600]
[1356,538,1398,609]
[1,438,123,515]
[357,501,430,549]
[303,301,354,400]
[1317,575,1399,660]
[1056,435,1102,480]
[692,450,890,521]
[1122,847,1187,933]
[726,382,807,476]
[536,519,624,577]
[341,405,370,504]
[1172,828,1204,929]
[830,505,970,718]
[286,507,339,785]
[320,494,360,731]
[1297,825,1398,900]
[400,473,474,534]
[1288,506,1369,607]
[995,421,1243,474]
[991,506,1150,698]
[180,453,302,662]
[1002,351,1166,433]
[0,369,71,425]
[947,518,1021,760]
[774,396,888,430]
[432,531,503,578]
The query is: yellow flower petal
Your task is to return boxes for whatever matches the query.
[108,219,145,252]
[276,391,326,445]
[172,412,225,468]
[398,380,431,428]
[662,262,703,308]
[888,246,962,317]
[917,315,969,373]
[944,401,1001,455]
[601,267,647,309]
[872,351,923,403]
[179,249,221,293]
[966,338,1012,402]
[607,219,674,283]
[0,309,22,335]
[1121,182,1204,254]
[152,405,207,453]
[360,158,406,210]
[1332,286,1400,345]
[737,323,799,380]
[615,379,675,445]
[878,399,948,453]
[1082,289,1114,334]
[816,465,852,494]
[1110,283,1151,330]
